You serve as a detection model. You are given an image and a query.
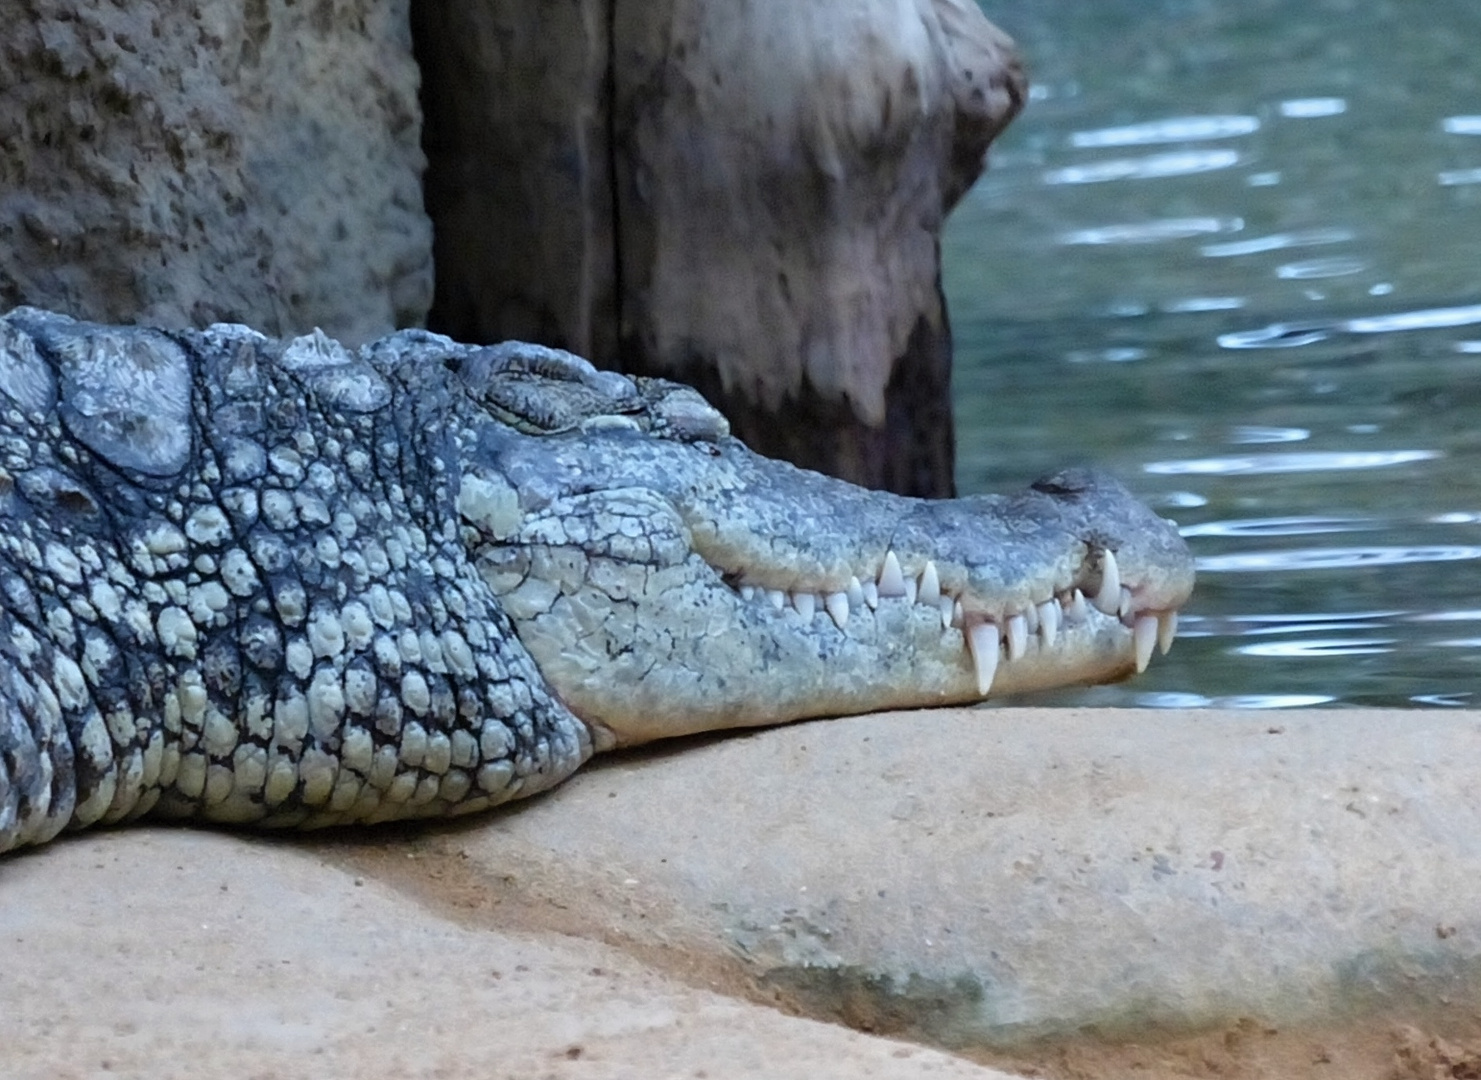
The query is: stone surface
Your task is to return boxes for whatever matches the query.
[415,0,1024,496]
[425,707,1481,1050]
[1,829,1023,1080]
[0,0,431,344]
[8,707,1481,1079]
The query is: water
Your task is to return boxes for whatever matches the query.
[944,0,1481,707]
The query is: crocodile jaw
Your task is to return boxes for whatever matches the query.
[466,423,1194,748]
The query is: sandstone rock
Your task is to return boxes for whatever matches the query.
[436,707,1481,1051]
[416,0,1024,496]
[8,707,1481,1078]
[1,829,1025,1080]
[0,0,431,344]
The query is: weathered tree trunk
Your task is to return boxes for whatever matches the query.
[415,0,1023,496]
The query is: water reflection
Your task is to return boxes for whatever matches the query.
[1181,516,1365,538]
[1278,98,1347,118]
[1217,304,1481,347]
[1043,149,1241,185]
[1197,546,1481,573]
[1060,217,1241,245]
[1144,450,1441,475]
[1275,257,1368,280]
[1137,693,1338,708]
[1201,228,1354,258]
[1070,115,1259,147]
[943,0,1481,708]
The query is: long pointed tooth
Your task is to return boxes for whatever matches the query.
[1093,549,1121,615]
[1158,610,1178,655]
[918,561,940,605]
[953,599,964,627]
[937,595,955,629]
[966,622,1000,696]
[792,591,816,621]
[1038,600,1060,648]
[1005,613,1028,660]
[878,551,906,597]
[740,584,756,602]
[825,591,850,629]
[1067,590,1088,623]
[846,575,864,609]
[862,580,880,609]
[767,589,786,611]
[1023,602,1039,633]
[1119,586,1133,620]
[1133,615,1158,673]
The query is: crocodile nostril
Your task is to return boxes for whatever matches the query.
[1030,468,1093,497]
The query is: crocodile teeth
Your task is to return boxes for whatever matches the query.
[878,551,906,597]
[740,584,756,601]
[1037,600,1060,648]
[1158,610,1178,655]
[825,591,849,629]
[918,561,940,605]
[767,589,786,611]
[861,580,880,609]
[1022,602,1039,633]
[953,598,964,627]
[1005,613,1028,661]
[846,575,864,610]
[1067,589,1088,623]
[1133,614,1158,673]
[965,621,1000,696]
[792,591,816,621]
[1119,586,1133,620]
[937,595,954,629]
[1092,550,1121,615]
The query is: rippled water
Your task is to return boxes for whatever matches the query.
[945,0,1481,707]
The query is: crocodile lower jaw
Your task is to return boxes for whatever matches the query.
[725,545,1181,701]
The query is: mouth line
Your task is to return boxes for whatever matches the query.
[716,545,1184,697]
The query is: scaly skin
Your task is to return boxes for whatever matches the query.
[0,309,1193,854]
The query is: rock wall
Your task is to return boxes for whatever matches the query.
[416,0,1024,496]
[3,0,1022,494]
[0,0,431,345]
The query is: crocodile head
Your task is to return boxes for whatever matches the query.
[449,344,1194,749]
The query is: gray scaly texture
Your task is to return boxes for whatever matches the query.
[0,311,590,852]
[0,309,1194,855]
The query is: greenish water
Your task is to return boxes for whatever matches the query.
[945,0,1481,707]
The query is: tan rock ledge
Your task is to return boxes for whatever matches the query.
[7,707,1481,1080]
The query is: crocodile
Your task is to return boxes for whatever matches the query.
[0,307,1193,854]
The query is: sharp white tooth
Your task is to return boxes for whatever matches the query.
[938,595,955,629]
[846,575,864,609]
[825,591,850,628]
[878,551,906,597]
[1133,615,1158,673]
[918,561,940,605]
[966,622,1000,696]
[1037,600,1060,648]
[862,580,880,609]
[1023,602,1039,633]
[767,589,786,611]
[953,599,964,627]
[1093,550,1121,615]
[740,585,756,602]
[1158,610,1178,655]
[1119,586,1133,620]
[1067,590,1088,622]
[792,591,816,621]
[904,575,918,605]
[1005,613,1028,660]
